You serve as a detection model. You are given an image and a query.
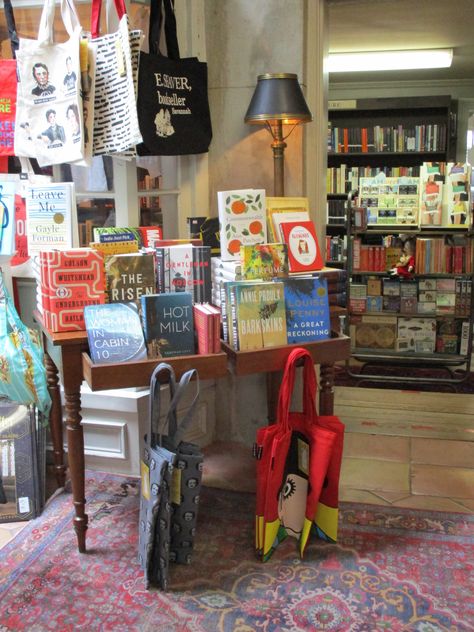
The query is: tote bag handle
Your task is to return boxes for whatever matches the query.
[38,0,82,44]
[3,0,19,57]
[164,368,199,448]
[91,0,127,39]
[149,0,180,59]
[147,362,176,450]
[277,347,318,432]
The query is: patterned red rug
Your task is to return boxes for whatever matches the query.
[0,471,472,631]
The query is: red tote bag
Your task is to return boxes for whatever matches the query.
[254,347,344,561]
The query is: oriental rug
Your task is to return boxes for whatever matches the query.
[0,471,472,631]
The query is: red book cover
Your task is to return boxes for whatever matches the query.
[43,249,106,332]
[280,220,324,273]
[138,226,163,247]
[193,304,211,354]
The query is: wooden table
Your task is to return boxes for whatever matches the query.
[37,313,350,553]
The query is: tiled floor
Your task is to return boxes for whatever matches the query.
[339,432,474,512]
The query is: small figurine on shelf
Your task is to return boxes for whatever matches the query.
[390,238,415,278]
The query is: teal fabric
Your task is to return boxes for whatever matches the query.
[0,274,51,416]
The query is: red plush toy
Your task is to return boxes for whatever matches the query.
[390,240,415,278]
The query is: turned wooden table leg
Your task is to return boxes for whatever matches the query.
[319,363,335,415]
[64,387,88,553]
[45,353,67,488]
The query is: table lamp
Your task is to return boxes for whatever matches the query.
[244,73,312,196]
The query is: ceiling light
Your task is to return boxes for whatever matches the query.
[328,49,453,73]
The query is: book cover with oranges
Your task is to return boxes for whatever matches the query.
[217,189,267,261]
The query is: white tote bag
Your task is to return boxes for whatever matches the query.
[14,0,85,167]
[91,0,143,156]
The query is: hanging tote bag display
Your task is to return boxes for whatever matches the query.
[0,273,51,417]
[138,363,203,590]
[254,347,344,561]
[14,0,85,167]
[90,0,143,156]
[0,0,19,157]
[136,0,212,156]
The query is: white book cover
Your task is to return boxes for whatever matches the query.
[217,189,266,261]
[25,182,77,254]
[271,210,310,242]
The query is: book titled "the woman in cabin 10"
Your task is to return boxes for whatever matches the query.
[84,303,147,364]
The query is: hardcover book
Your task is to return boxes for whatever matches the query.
[280,220,324,273]
[234,281,287,350]
[104,253,156,303]
[159,245,212,303]
[94,226,163,247]
[25,182,76,255]
[140,292,195,358]
[84,302,147,364]
[217,189,267,261]
[40,248,106,332]
[240,243,289,280]
[266,196,310,242]
[282,277,331,344]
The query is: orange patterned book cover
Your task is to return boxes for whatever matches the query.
[41,248,106,332]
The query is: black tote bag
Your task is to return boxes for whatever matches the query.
[136,0,212,156]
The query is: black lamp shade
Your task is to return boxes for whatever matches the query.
[244,73,312,125]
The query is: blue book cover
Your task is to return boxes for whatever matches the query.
[84,303,147,364]
[140,292,195,358]
[282,277,331,344]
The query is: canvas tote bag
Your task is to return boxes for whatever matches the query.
[90,0,143,156]
[137,0,212,156]
[14,0,85,167]
[138,363,203,590]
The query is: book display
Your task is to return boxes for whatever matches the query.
[344,183,474,384]
[325,96,458,271]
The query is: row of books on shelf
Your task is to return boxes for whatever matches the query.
[353,238,471,275]
[219,276,332,351]
[349,276,471,318]
[328,123,447,154]
[326,198,346,225]
[325,235,346,264]
[327,165,421,195]
[83,293,221,364]
[32,242,214,332]
[349,313,470,357]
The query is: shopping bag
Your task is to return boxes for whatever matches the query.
[14,0,85,167]
[90,0,143,156]
[136,0,212,156]
[254,347,344,561]
[0,273,51,416]
[138,362,202,589]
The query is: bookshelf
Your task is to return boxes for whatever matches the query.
[344,191,474,387]
[325,95,458,311]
